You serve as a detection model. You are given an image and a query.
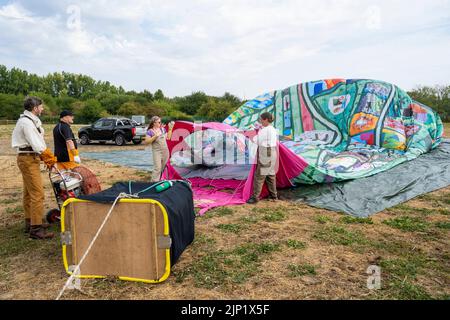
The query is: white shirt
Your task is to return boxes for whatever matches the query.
[11,110,47,154]
[256,125,278,147]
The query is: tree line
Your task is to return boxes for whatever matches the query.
[407,85,449,122]
[0,65,243,123]
[0,64,448,123]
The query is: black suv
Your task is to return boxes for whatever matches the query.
[78,117,147,146]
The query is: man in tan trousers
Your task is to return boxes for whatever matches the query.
[247,112,279,204]
[11,97,58,239]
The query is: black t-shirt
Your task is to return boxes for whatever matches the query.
[53,122,77,162]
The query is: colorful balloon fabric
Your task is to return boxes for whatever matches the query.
[224,79,443,184]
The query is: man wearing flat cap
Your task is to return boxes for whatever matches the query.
[53,110,81,170]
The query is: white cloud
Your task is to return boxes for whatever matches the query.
[0,0,449,98]
[0,2,32,21]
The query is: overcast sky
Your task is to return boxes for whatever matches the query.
[1,0,449,99]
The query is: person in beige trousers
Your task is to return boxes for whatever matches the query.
[11,97,58,239]
[247,112,279,204]
[144,116,174,181]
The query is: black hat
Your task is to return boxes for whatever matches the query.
[60,110,74,118]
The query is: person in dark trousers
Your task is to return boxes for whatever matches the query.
[53,110,81,170]
[11,97,58,239]
[247,112,279,204]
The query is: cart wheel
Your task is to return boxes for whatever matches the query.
[46,209,61,224]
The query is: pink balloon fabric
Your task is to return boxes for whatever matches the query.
[162,122,308,214]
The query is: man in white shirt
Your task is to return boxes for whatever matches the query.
[247,112,278,204]
[11,97,58,239]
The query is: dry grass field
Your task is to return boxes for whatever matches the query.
[0,124,448,300]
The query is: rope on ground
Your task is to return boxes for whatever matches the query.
[55,192,137,300]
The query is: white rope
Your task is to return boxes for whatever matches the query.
[56,192,136,300]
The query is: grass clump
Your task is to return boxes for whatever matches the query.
[313,226,367,246]
[285,239,307,250]
[216,223,242,234]
[263,210,286,222]
[315,215,332,224]
[174,241,281,288]
[339,216,373,224]
[288,264,317,277]
[435,221,450,230]
[383,216,429,232]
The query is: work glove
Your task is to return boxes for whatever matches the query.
[70,149,81,164]
[40,148,58,169]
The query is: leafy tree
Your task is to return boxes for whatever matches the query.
[176,91,208,115]
[221,92,242,109]
[197,98,235,121]
[80,99,105,123]
[0,65,8,93]
[117,101,144,118]
[27,91,58,116]
[96,93,132,115]
[0,93,24,119]
[56,95,77,112]
[154,89,165,101]
[138,90,153,102]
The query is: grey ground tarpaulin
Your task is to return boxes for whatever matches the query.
[279,139,450,217]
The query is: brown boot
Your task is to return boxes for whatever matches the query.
[29,225,54,239]
[24,219,50,233]
[24,219,31,233]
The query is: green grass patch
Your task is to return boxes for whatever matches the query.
[239,215,260,224]
[201,207,235,219]
[0,198,18,205]
[0,223,40,259]
[174,241,281,288]
[313,226,367,246]
[216,223,242,234]
[388,204,448,216]
[5,206,23,214]
[383,216,430,232]
[190,234,217,250]
[315,215,332,224]
[383,280,432,300]
[263,210,286,222]
[378,254,435,299]
[251,207,266,214]
[285,239,307,250]
[417,194,437,201]
[414,208,449,216]
[288,264,316,277]
[372,238,419,256]
[249,207,287,222]
[339,216,373,224]
[380,256,427,279]
[435,221,450,230]
[390,204,416,212]
[418,193,450,206]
